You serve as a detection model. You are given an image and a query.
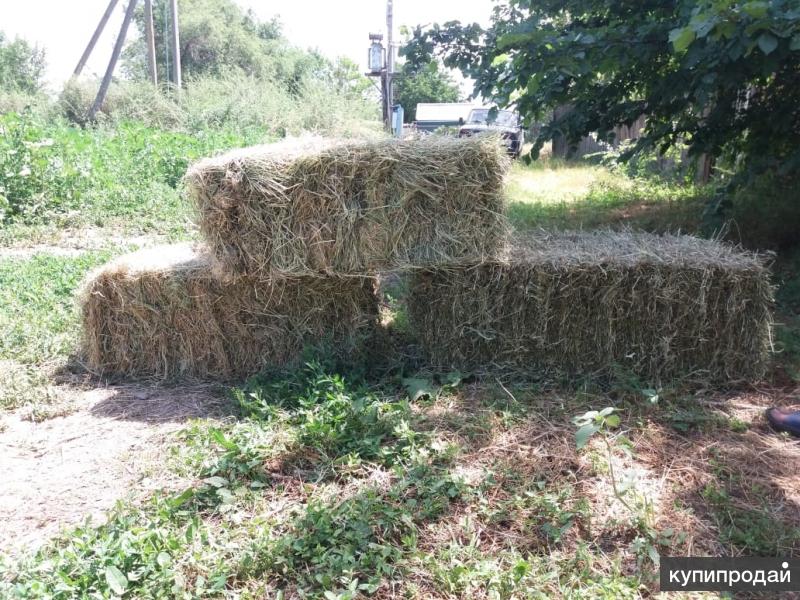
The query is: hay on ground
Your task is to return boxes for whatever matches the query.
[80,244,378,380]
[185,135,510,278]
[407,231,773,383]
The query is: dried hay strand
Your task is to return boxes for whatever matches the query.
[185,135,510,277]
[407,231,774,383]
[80,244,378,380]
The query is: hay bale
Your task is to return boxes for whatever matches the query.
[407,231,773,382]
[185,135,510,277]
[80,244,378,380]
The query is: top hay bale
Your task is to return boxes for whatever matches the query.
[407,231,774,383]
[185,136,510,278]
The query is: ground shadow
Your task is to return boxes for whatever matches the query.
[88,381,239,423]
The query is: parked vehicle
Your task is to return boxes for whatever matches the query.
[412,103,476,134]
[458,108,524,157]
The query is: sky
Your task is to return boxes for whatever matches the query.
[1,0,495,91]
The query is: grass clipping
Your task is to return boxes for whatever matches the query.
[80,244,378,380]
[407,231,773,383]
[185,135,510,277]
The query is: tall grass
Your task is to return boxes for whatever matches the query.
[59,74,381,139]
[0,110,245,229]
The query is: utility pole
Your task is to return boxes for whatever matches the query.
[88,0,139,121]
[73,0,120,76]
[169,0,182,88]
[365,1,396,132]
[144,0,158,85]
[385,0,394,132]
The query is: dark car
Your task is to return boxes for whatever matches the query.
[458,108,524,157]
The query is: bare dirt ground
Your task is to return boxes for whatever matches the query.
[0,381,230,555]
[0,227,183,260]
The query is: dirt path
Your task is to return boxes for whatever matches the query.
[0,383,229,556]
[0,228,187,260]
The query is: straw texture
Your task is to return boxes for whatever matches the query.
[185,136,510,278]
[80,244,378,380]
[407,231,773,382]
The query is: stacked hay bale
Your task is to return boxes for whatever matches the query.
[407,231,773,382]
[80,136,511,380]
[79,132,771,383]
[184,135,509,277]
[80,245,378,379]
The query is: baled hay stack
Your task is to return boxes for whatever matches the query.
[80,244,378,380]
[185,135,510,277]
[408,231,773,382]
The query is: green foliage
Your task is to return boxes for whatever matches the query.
[1,363,464,599]
[428,539,642,598]
[1,494,231,599]
[123,0,339,96]
[58,75,378,138]
[728,170,800,249]
[405,0,800,184]
[235,362,418,465]
[0,91,51,118]
[393,60,461,122]
[178,74,378,138]
[58,78,184,128]
[0,365,57,412]
[0,32,45,94]
[243,464,463,595]
[0,111,89,221]
[0,251,112,364]
[0,109,266,228]
[573,407,620,450]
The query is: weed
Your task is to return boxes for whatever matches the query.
[0,495,232,599]
[239,463,464,597]
[0,363,56,411]
[234,362,419,467]
[701,482,800,555]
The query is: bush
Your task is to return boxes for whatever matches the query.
[59,74,379,139]
[0,90,52,118]
[728,171,800,250]
[0,111,90,221]
[58,78,184,128]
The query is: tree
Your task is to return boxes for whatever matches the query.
[321,57,374,99]
[404,0,800,182]
[393,59,461,122]
[0,32,46,94]
[123,0,325,91]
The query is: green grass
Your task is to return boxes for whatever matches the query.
[0,251,113,365]
[0,112,269,240]
[506,159,712,233]
[4,360,800,597]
